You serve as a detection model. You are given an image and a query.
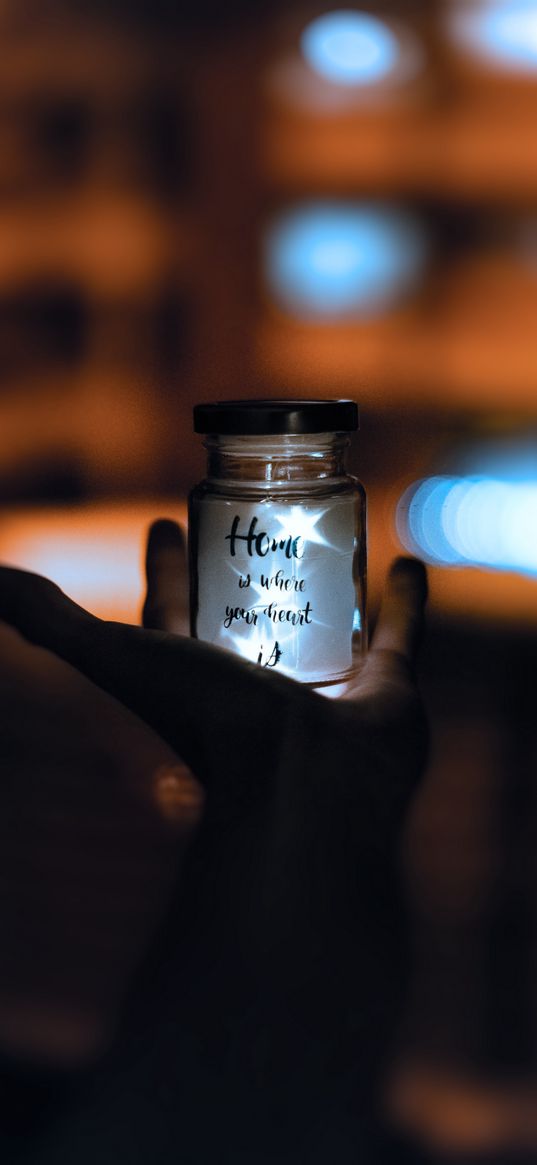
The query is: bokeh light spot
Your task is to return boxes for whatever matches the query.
[264,203,427,319]
[449,0,537,74]
[301,10,399,86]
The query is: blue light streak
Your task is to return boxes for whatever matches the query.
[397,475,537,576]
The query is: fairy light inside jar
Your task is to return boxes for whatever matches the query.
[189,400,366,688]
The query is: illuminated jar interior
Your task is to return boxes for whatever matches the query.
[189,400,366,688]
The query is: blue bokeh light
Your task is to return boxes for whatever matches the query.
[300,10,400,86]
[264,203,427,319]
[450,1,537,74]
[399,477,466,566]
[397,473,537,576]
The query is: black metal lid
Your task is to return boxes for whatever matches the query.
[193,399,358,435]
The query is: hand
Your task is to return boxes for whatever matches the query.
[0,523,427,1160]
[0,595,203,1070]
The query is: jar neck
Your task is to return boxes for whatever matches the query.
[204,433,351,486]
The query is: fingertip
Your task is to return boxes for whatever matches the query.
[143,518,188,635]
[146,519,186,567]
[369,557,427,666]
[0,565,96,654]
[387,557,428,604]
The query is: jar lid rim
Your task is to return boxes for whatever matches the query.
[193,399,359,435]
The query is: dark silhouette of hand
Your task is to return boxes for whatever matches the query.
[0,521,427,1164]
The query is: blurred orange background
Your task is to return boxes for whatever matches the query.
[2,1,537,1158]
[1,1,537,625]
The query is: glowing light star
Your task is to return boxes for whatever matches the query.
[271,505,329,551]
[301,10,399,86]
[264,203,428,319]
[223,621,274,664]
[449,0,537,74]
[223,616,298,674]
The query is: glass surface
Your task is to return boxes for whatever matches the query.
[189,434,366,687]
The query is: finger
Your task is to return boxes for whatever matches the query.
[0,566,298,790]
[369,557,427,670]
[343,557,427,707]
[339,559,428,828]
[142,519,189,635]
[0,566,97,651]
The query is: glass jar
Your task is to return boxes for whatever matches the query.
[189,399,366,689]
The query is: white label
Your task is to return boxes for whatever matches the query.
[195,495,357,684]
